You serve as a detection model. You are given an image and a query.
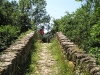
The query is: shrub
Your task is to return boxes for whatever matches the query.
[0,25,20,51]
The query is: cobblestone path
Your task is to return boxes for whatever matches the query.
[33,43,58,75]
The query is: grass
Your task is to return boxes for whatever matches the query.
[23,38,73,75]
[48,38,73,75]
[49,38,91,75]
[23,40,40,75]
[16,29,33,41]
[23,37,90,75]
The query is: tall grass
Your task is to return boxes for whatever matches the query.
[49,38,91,75]
[24,38,73,75]
[23,40,40,75]
[23,37,90,75]
[48,38,73,75]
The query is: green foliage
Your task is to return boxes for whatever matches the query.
[53,0,100,64]
[0,0,50,32]
[75,0,82,2]
[49,38,73,75]
[90,23,100,47]
[0,0,50,51]
[32,0,51,28]
[16,29,32,41]
[19,0,51,30]
[24,41,40,75]
[0,25,20,51]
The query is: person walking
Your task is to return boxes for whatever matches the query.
[39,26,44,43]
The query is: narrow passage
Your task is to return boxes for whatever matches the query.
[33,43,58,75]
[24,39,73,75]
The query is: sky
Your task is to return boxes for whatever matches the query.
[46,0,82,19]
[9,0,81,19]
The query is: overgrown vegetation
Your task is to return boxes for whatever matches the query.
[0,0,50,51]
[49,38,73,75]
[23,40,40,75]
[16,29,33,41]
[24,38,74,75]
[52,0,100,64]
[0,25,20,51]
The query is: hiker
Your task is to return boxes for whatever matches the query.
[39,26,44,42]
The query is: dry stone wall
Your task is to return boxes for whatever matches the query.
[56,32,100,75]
[0,31,36,75]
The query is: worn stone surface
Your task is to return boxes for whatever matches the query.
[34,43,58,75]
[56,32,100,75]
[0,31,35,75]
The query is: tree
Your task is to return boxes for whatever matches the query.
[53,0,100,63]
[32,0,50,28]
[18,0,51,30]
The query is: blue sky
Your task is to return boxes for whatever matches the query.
[46,0,82,19]
[9,0,81,19]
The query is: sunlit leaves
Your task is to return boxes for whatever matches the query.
[0,25,20,50]
[53,0,100,61]
[32,0,50,27]
[75,0,82,2]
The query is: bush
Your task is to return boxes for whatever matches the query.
[0,25,20,51]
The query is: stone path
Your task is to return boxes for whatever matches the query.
[34,43,58,75]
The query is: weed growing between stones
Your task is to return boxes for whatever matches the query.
[48,38,73,75]
[23,40,40,75]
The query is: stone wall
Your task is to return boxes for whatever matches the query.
[56,32,100,75]
[0,31,36,75]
